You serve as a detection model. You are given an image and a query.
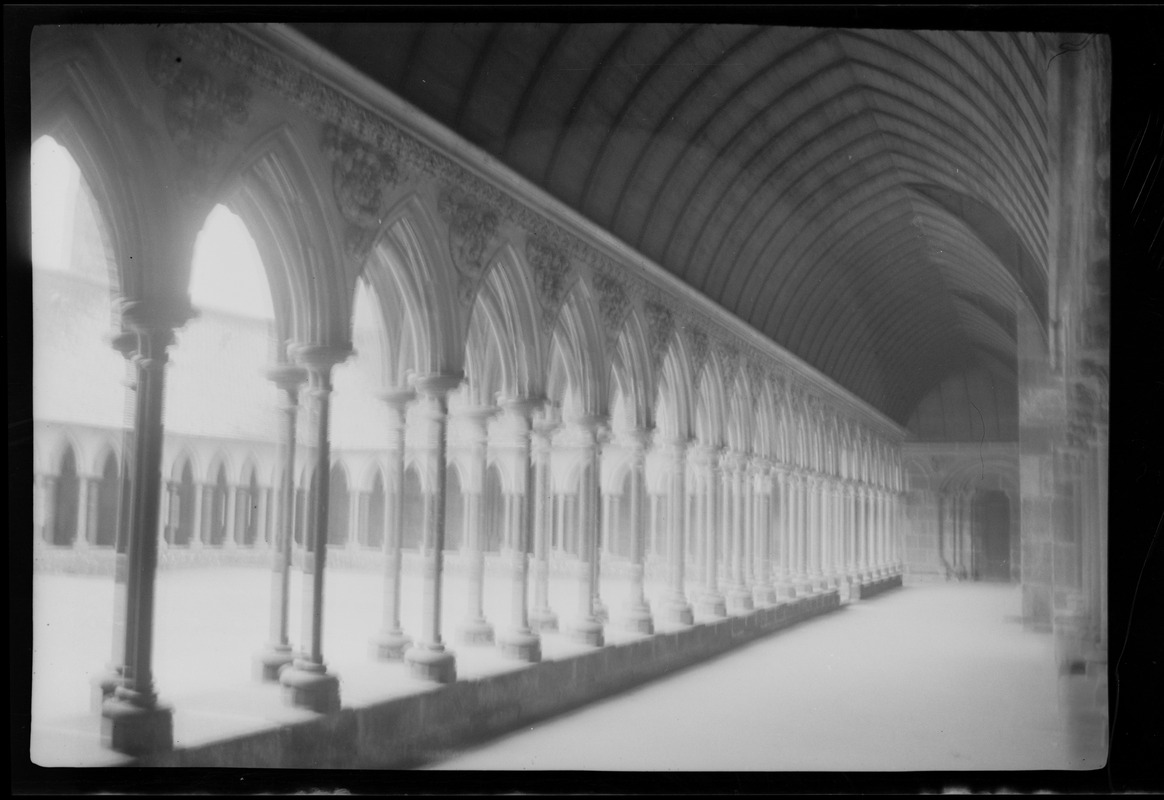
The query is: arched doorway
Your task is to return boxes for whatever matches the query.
[328,463,350,547]
[445,464,463,552]
[52,446,79,547]
[482,463,504,553]
[173,461,196,547]
[94,451,119,547]
[401,464,424,550]
[239,465,260,547]
[973,490,1012,582]
[366,470,386,549]
[207,464,229,547]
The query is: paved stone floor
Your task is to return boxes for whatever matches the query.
[28,565,1096,772]
[28,558,720,766]
[422,582,1080,772]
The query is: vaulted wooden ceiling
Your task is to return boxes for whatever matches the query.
[292,22,1049,428]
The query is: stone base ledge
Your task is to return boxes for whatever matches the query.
[130,591,842,769]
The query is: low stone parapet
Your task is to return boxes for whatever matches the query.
[131,591,841,768]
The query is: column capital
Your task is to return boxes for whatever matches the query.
[377,386,416,411]
[500,395,544,420]
[412,372,464,399]
[119,297,192,338]
[618,427,651,453]
[267,364,309,392]
[291,343,352,373]
[565,413,608,433]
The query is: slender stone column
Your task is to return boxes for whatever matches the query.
[101,312,178,755]
[696,446,726,617]
[74,475,94,549]
[255,485,270,549]
[660,439,694,625]
[458,406,496,645]
[279,345,347,712]
[752,464,775,605]
[190,482,205,548]
[592,424,612,624]
[727,454,752,611]
[403,374,462,683]
[346,489,363,550]
[157,481,173,549]
[621,429,654,632]
[371,389,414,660]
[775,469,795,599]
[497,397,541,662]
[529,413,559,632]
[859,486,872,581]
[256,363,307,680]
[223,483,239,549]
[566,416,605,645]
[795,474,814,593]
[92,332,138,709]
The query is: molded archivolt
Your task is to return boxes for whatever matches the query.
[291,22,1051,426]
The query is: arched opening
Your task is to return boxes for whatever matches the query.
[52,446,79,547]
[401,464,424,550]
[94,451,119,547]
[614,468,635,560]
[172,460,196,547]
[445,465,464,553]
[207,463,229,547]
[239,465,261,547]
[482,463,505,554]
[973,490,1012,582]
[366,470,386,550]
[328,463,350,547]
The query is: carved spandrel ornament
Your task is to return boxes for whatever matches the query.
[146,42,251,195]
[644,299,674,370]
[322,125,400,262]
[594,270,630,333]
[688,327,709,377]
[439,188,499,284]
[526,236,572,314]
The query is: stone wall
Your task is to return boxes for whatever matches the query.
[131,587,869,768]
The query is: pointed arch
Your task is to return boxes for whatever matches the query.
[219,124,345,350]
[608,307,655,433]
[93,448,120,547]
[373,195,465,378]
[725,364,755,454]
[547,280,608,419]
[476,243,546,401]
[694,349,728,448]
[653,327,695,443]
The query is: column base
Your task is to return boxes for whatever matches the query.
[727,587,754,612]
[255,643,296,682]
[529,607,559,633]
[497,628,541,663]
[370,629,413,661]
[752,584,777,606]
[101,694,174,755]
[696,591,727,618]
[660,596,694,626]
[279,660,341,714]
[594,598,610,624]
[91,666,124,712]
[404,644,457,683]
[620,601,655,634]
[457,617,495,645]
[795,576,815,594]
[776,580,798,600]
[566,617,605,647]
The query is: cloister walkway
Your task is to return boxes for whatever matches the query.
[423,582,1078,772]
[29,567,1095,772]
